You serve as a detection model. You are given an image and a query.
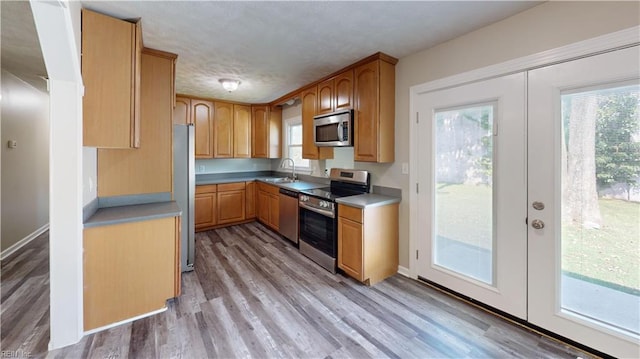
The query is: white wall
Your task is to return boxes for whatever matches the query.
[383,1,640,268]
[0,69,50,252]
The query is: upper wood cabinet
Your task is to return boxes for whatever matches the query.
[354,59,396,163]
[301,88,334,160]
[192,99,215,158]
[251,105,281,159]
[213,102,233,158]
[317,70,353,115]
[174,96,191,125]
[98,49,177,197]
[234,105,252,158]
[82,9,142,148]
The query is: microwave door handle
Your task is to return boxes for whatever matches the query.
[337,122,342,141]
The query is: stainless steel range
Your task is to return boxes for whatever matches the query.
[298,168,370,273]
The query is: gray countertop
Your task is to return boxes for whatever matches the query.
[84,201,182,228]
[336,193,401,209]
[196,175,327,192]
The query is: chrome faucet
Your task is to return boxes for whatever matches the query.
[280,158,296,180]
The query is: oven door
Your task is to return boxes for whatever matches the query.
[299,205,337,257]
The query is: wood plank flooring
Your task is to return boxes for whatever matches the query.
[1,222,593,358]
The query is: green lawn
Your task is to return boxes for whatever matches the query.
[436,183,639,291]
[562,198,639,291]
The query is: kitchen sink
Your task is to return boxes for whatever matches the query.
[262,177,298,184]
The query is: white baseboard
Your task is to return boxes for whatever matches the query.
[83,307,167,335]
[1,223,49,261]
[397,265,411,278]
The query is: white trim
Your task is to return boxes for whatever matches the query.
[397,265,412,278]
[411,26,639,96]
[83,307,167,335]
[408,25,639,278]
[0,224,49,261]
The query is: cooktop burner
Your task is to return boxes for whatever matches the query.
[299,187,359,202]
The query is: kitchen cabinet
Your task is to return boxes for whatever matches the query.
[217,182,246,224]
[195,184,217,231]
[83,216,181,331]
[256,182,280,231]
[337,203,399,285]
[174,96,191,125]
[234,105,252,158]
[251,105,282,158]
[98,49,176,197]
[317,70,353,115]
[301,88,334,160]
[245,181,256,219]
[213,102,234,158]
[82,9,142,149]
[353,58,396,163]
[193,99,215,158]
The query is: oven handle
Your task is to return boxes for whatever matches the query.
[299,202,335,218]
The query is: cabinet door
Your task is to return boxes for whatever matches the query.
[195,192,216,230]
[234,104,252,158]
[301,88,318,159]
[354,61,379,162]
[338,216,364,281]
[82,9,139,148]
[83,217,177,330]
[252,105,269,158]
[257,190,270,224]
[245,181,256,219]
[174,96,191,125]
[213,102,233,158]
[193,99,214,158]
[217,190,246,224]
[334,70,353,112]
[269,194,280,231]
[316,78,334,115]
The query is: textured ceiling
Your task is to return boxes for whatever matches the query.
[2,1,541,102]
[1,1,48,92]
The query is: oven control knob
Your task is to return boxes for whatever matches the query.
[320,201,327,208]
[300,195,307,202]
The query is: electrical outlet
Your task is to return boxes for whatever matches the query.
[401,162,409,175]
[7,140,17,149]
[198,165,205,173]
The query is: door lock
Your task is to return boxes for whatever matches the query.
[531,219,545,229]
[532,201,545,210]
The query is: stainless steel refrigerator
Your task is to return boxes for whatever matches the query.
[173,124,195,272]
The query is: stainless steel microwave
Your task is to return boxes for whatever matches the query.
[313,109,353,147]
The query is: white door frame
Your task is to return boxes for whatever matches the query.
[409,26,640,280]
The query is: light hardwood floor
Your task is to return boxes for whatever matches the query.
[1,223,593,358]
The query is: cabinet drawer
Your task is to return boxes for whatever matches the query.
[196,184,217,194]
[338,204,362,223]
[257,182,279,195]
[218,182,245,192]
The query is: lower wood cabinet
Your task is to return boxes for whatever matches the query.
[83,216,181,331]
[196,181,256,231]
[245,181,256,219]
[256,182,280,231]
[337,203,399,285]
[217,182,246,224]
[195,184,217,231]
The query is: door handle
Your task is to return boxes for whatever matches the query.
[531,219,545,229]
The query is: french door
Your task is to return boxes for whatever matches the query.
[528,46,639,358]
[415,45,639,357]
[415,73,528,319]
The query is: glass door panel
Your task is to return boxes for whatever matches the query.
[434,104,495,284]
[560,84,640,335]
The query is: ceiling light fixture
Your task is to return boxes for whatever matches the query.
[219,78,241,92]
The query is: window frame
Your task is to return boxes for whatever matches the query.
[283,116,311,172]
